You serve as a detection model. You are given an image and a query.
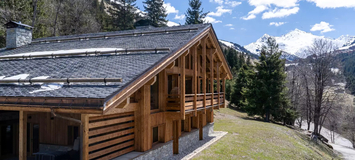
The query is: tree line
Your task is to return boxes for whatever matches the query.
[0,0,208,47]
[224,37,355,147]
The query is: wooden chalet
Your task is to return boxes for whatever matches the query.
[0,21,232,160]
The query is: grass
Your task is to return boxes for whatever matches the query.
[193,107,340,160]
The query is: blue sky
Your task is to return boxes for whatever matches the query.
[135,0,355,46]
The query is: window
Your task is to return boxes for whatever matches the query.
[68,126,79,145]
[151,75,159,110]
[152,127,159,143]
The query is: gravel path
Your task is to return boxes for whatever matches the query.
[170,131,228,160]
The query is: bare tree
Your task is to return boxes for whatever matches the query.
[343,105,355,148]
[304,39,340,135]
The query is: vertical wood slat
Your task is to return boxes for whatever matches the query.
[181,52,186,120]
[193,46,198,116]
[159,71,166,112]
[19,111,27,160]
[173,120,179,154]
[217,62,220,109]
[135,85,151,152]
[202,38,207,114]
[210,50,214,107]
[81,114,89,160]
[222,78,226,108]
[199,113,203,140]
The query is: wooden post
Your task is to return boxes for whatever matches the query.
[159,71,166,112]
[173,120,179,154]
[202,38,207,114]
[217,62,220,109]
[135,84,151,151]
[199,113,203,140]
[181,52,187,120]
[19,111,27,160]
[193,46,198,116]
[210,50,214,107]
[222,78,226,108]
[81,114,89,160]
[184,114,191,132]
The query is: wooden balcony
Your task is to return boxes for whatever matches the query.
[166,92,224,112]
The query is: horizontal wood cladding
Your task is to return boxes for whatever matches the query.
[88,112,135,160]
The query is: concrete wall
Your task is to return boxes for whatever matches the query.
[133,122,214,160]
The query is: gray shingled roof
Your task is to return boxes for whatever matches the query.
[0,24,210,99]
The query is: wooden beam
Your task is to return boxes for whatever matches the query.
[159,71,166,112]
[116,98,130,108]
[181,51,186,120]
[217,62,220,109]
[199,113,203,140]
[193,45,198,117]
[210,49,214,107]
[148,76,157,86]
[0,106,102,114]
[134,85,151,151]
[202,37,207,114]
[166,61,175,69]
[173,120,179,154]
[19,111,27,160]
[81,114,89,160]
[222,78,226,108]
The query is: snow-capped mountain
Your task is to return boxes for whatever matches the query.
[244,29,355,58]
[220,40,252,54]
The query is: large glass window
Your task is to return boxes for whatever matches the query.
[151,76,159,110]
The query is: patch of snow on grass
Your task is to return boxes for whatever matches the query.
[285,63,298,67]
[331,68,340,74]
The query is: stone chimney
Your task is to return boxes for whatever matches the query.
[5,21,33,49]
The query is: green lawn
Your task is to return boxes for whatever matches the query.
[193,108,340,160]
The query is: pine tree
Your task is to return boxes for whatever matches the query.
[247,37,289,122]
[108,0,137,31]
[231,64,254,109]
[185,0,208,25]
[143,0,167,27]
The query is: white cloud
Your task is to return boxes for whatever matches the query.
[225,0,242,7]
[163,3,178,14]
[262,7,299,19]
[208,6,232,17]
[210,0,242,7]
[243,0,299,19]
[241,5,267,20]
[248,0,299,8]
[310,21,335,33]
[225,24,233,27]
[167,21,180,27]
[307,0,355,8]
[209,0,224,5]
[230,27,235,30]
[174,14,185,20]
[241,14,256,20]
[203,16,222,23]
[270,22,286,26]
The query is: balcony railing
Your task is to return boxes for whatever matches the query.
[166,93,224,111]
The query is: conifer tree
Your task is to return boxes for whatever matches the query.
[231,64,254,109]
[143,0,167,27]
[185,0,208,24]
[108,0,137,30]
[246,37,289,122]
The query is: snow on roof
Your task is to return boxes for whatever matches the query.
[0,48,123,58]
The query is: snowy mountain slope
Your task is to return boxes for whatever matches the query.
[219,40,259,59]
[245,29,355,58]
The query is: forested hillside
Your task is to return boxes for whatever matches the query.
[337,51,355,94]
